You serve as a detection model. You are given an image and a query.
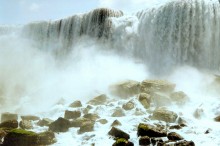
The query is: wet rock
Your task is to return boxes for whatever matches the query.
[139,136,151,145]
[170,91,189,104]
[112,138,134,146]
[78,121,94,134]
[108,127,130,140]
[97,119,108,124]
[70,117,91,127]
[214,115,220,122]
[110,80,140,98]
[112,108,125,117]
[151,108,178,123]
[151,138,163,145]
[87,94,107,105]
[0,129,7,143]
[140,80,175,94]
[19,120,33,129]
[2,129,56,146]
[111,120,122,127]
[169,125,182,130]
[83,113,100,121]
[69,100,82,108]
[167,132,184,141]
[152,92,172,106]
[137,123,167,137]
[20,115,40,121]
[122,101,135,110]
[1,113,18,122]
[174,140,195,146]
[49,117,70,132]
[37,118,53,127]
[138,93,151,109]
[64,110,81,119]
[0,120,18,129]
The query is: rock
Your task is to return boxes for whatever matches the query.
[122,101,135,110]
[1,113,18,122]
[111,120,122,127]
[87,94,107,105]
[0,120,18,129]
[170,91,189,104]
[49,117,70,132]
[19,120,33,129]
[64,110,81,119]
[97,119,108,124]
[70,117,91,127]
[0,129,7,143]
[214,115,220,122]
[110,80,140,98]
[108,127,130,140]
[83,113,100,121]
[193,108,204,119]
[111,108,125,117]
[151,108,178,123]
[78,121,94,134]
[37,118,53,127]
[137,123,167,137]
[20,115,40,121]
[140,80,175,94]
[138,93,151,109]
[167,132,184,141]
[151,138,163,145]
[139,136,151,145]
[113,138,134,146]
[69,100,82,108]
[2,129,56,146]
[174,140,195,146]
[152,92,172,106]
[169,125,182,130]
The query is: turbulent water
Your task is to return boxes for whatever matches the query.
[1,0,220,145]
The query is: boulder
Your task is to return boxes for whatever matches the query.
[137,123,167,137]
[2,129,56,146]
[83,113,100,121]
[151,108,178,123]
[97,119,108,124]
[0,120,18,129]
[70,117,91,128]
[140,80,175,94]
[111,120,122,127]
[64,110,81,119]
[174,140,195,146]
[170,91,189,104]
[69,100,82,108]
[139,136,151,145]
[214,116,220,122]
[138,93,151,109]
[152,92,172,107]
[167,132,184,141]
[112,138,134,146]
[20,115,40,121]
[37,118,53,127]
[122,101,135,110]
[1,113,18,122]
[78,121,95,134]
[110,80,140,98]
[111,108,125,117]
[87,94,107,105]
[108,127,130,140]
[19,120,33,129]
[49,117,70,132]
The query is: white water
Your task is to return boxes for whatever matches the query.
[1,0,220,145]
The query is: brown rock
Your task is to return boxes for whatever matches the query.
[122,101,135,110]
[87,94,107,105]
[70,117,91,127]
[170,91,189,104]
[113,138,134,146]
[151,108,178,123]
[137,123,167,137]
[78,121,94,134]
[1,113,18,122]
[108,127,130,140]
[49,117,70,132]
[19,120,33,129]
[111,108,125,117]
[83,113,100,121]
[69,100,82,108]
[174,140,195,146]
[167,132,184,141]
[97,119,108,124]
[64,110,81,119]
[138,93,151,109]
[37,118,53,127]
[20,115,40,121]
[0,120,18,129]
[111,120,122,127]
[139,136,151,145]
[214,116,220,122]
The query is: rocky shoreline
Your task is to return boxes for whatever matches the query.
[0,79,219,146]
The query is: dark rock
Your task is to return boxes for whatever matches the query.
[20,115,40,121]
[151,138,163,145]
[109,80,140,98]
[112,108,125,117]
[108,127,130,140]
[0,120,18,129]
[70,117,91,127]
[83,113,100,121]
[139,136,151,145]
[169,125,182,130]
[0,129,7,143]
[78,121,94,134]
[87,94,107,105]
[167,132,184,141]
[151,108,178,123]
[37,118,53,127]
[64,110,81,119]
[1,113,18,122]
[174,140,195,146]
[137,123,167,137]
[122,101,135,110]
[19,120,33,129]
[97,119,108,124]
[49,117,70,132]
[214,115,220,122]
[2,129,56,146]
[69,100,82,108]
[138,93,151,109]
[112,138,134,146]
[111,120,122,127]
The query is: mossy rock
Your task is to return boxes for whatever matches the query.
[137,123,167,137]
[113,138,134,146]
